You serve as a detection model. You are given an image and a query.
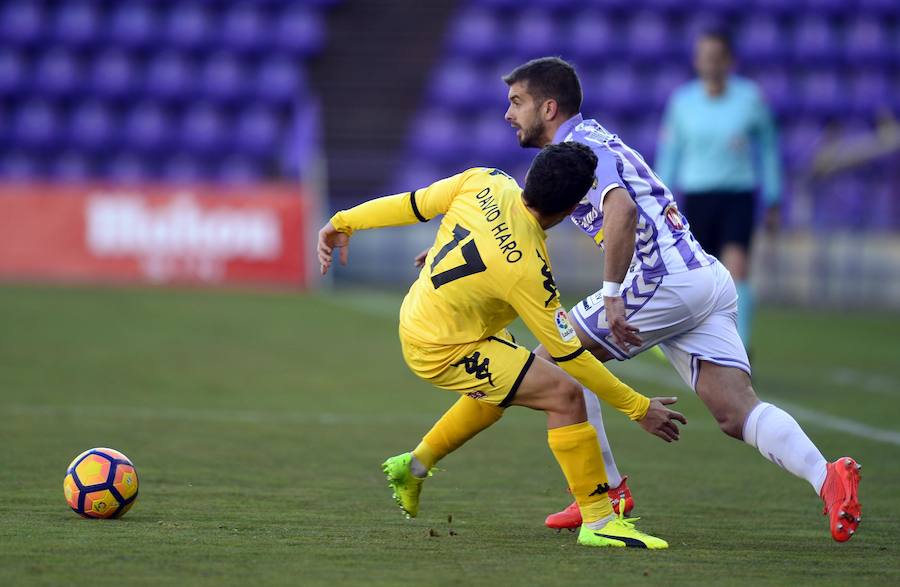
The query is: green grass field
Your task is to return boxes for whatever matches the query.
[2,284,899,586]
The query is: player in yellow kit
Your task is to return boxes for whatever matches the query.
[318,143,686,549]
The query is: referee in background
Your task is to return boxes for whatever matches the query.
[656,29,781,352]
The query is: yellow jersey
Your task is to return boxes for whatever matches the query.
[330,167,649,420]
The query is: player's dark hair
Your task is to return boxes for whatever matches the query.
[503,57,583,117]
[699,27,733,56]
[523,142,598,217]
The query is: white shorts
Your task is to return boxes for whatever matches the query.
[570,261,751,391]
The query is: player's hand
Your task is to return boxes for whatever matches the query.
[413,247,429,269]
[604,295,642,350]
[638,397,687,443]
[317,222,350,275]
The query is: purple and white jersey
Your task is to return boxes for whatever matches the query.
[555,114,714,279]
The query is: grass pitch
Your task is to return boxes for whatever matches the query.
[1,284,899,586]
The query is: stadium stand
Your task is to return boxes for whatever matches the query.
[0,0,339,183]
[394,0,900,229]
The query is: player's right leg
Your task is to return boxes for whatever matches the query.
[508,355,667,549]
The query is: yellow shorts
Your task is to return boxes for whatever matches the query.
[400,328,535,407]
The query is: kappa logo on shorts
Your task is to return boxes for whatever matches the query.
[452,352,495,386]
[466,391,487,400]
[535,250,558,307]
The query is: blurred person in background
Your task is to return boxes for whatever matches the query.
[656,29,782,352]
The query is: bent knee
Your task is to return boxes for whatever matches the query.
[552,378,585,417]
[715,412,746,439]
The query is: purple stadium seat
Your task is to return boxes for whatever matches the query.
[749,0,800,15]
[221,3,267,53]
[631,119,662,159]
[123,102,170,153]
[639,0,684,12]
[107,153,150,183]
[427,60,484,110]
[255,58,304,104]
[235,106,280,155]
[750,67,791,115]
[393,160,445,194]
[181,104,227,154]
[448,9,504,59]
[68,101,116,152]
[782,119,824,170]
[681,14,725,56]
[165,3,213,50]
[582,0,632,11]
[0,151,40,179]
[91,50,137,99]
[471,114,518,161]
[473,0,520,11]
[857,0,900,15]
[512,10,559,59]
[736,17,784,64]
[217,155,263,183]
[108,2,158,49]
[799,70,842,116]
[848,71,891,115]
[33,49,80,97]
[696,0,741,14]
[0,2,42,46]
[565,11,615,62]
[53,2,99,47]
[791,17,838,64]
[200,53,246,103]
[13,100,58,149]
[843,18,891,63]
[802,0,853,16]
[522,0,578,11]
[649,67,691,111]
[0,49,25,95]
[408,110,465,163]
[274,6,325,56]
[144,52,194,101]
[625,12,671,62]
[52,152,93,181]
[160,154,205,183]
[593,65,642,114]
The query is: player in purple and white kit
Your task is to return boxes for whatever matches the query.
[410,58,862,543]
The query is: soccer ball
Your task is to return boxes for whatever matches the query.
[63,447,139,519]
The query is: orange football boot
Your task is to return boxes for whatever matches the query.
[820,457,862,542]
[545,477,634,530]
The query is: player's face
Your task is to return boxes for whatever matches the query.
[505,82,547,148]
[694,38,732,82]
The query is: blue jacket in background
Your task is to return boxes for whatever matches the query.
[655,75,782,207]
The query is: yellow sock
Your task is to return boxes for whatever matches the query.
[413,396,504,470]
[547,421,614,525]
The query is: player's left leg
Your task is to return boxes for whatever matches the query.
[663,262,861,542]
[694,362,862,542]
